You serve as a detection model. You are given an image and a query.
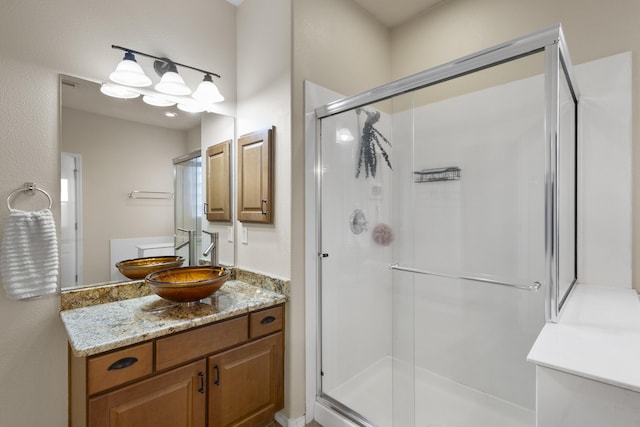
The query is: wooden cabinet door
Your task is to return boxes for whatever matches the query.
[206,140,231,222]
[237,127,274,224]
[208,332,284,427]
[88,360,206,427]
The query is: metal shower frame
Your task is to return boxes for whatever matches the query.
[311,24,579,427]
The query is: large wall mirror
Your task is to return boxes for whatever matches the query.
[60,75,235,290]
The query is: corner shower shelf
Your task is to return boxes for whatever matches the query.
[414,166,461,183]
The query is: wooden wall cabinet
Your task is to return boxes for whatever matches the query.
[70,305,285,427]
[237,127,274,224]
[205,140,231,222]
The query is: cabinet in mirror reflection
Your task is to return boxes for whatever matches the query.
[205,140,231,222]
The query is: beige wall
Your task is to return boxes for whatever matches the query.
[0,56,67,427]
[235,0,297,418]
[291,0,391,421]
[61,107,188,284]
[0,1,236,426]
[236,0,292,278]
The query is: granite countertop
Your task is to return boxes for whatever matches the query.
[60,280,287,358]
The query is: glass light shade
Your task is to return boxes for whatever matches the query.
[155,71,191,96]
[192,75,224,103]
[142,95,176,107]
[177,103,205,113]
[109,53,152,87]
[100,83,140,99]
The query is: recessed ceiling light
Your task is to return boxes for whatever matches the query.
[165,111,177,118]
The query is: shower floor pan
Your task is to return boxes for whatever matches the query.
[326,357,534,427]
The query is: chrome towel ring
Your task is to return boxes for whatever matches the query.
[6,182,53,211]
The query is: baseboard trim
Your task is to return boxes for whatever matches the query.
[275,410,307,427]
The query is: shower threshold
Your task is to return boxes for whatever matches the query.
[324,357,534,427]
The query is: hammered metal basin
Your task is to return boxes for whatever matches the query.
[145,266,230,303]
[116,256,185,280]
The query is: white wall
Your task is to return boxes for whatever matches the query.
[62,107,188,284]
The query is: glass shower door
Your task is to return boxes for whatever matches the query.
[393,53,548,427]
[317,49,557,427]
[318,97,411,426]
[174,151,202,265]
[314,26,579,427]
[60,152,82,288]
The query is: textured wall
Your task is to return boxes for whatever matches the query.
[0,56,67,427]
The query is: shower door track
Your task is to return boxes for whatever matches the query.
[390,264,542,292]
[315,25,577,120]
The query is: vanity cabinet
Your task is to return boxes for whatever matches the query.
[205,140,231,222]
[70,305,285,427]
[88,360,206,427]
[237,127,274,224]
[208,333,284,427]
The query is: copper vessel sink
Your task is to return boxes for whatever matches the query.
[145,266,230,303]
[115,256,185,280]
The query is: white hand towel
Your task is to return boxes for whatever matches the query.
[0,209,59,300]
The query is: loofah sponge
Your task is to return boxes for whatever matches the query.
[372,223,393,246]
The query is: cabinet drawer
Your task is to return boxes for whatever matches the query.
[249,305,283,339]
[156,316,248,371]
[87,341,153,395]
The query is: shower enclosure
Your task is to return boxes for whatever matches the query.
[174,150,203,265]
[307,25,578,427]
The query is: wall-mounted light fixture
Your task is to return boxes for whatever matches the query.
[101,45,224,113]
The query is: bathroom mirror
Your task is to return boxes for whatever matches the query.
[60,75,235,290]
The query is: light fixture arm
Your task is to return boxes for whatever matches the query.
[111,45,221,79]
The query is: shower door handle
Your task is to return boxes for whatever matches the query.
[390,263,542,292]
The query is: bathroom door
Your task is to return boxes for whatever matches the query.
[174,151,202,266]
